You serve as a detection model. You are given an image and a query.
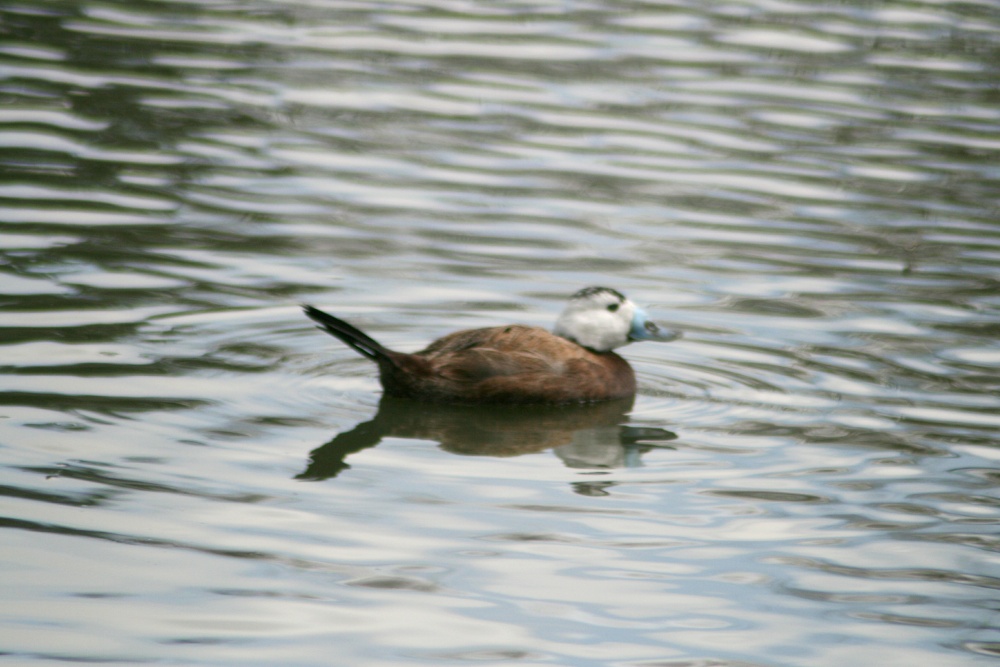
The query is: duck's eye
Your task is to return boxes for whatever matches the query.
[606,303,619,312]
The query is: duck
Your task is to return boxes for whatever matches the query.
[302,286,679,405]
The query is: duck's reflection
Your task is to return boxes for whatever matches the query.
[297,396,677,481]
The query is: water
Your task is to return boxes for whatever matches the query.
[2,0,999,664]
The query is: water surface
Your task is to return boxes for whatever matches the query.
[2,0,999,665]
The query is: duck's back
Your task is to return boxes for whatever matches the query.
[382,325,636,404]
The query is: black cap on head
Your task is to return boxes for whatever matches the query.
[572,286,625,302]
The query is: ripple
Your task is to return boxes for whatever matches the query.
[0,272,70,296]
[716,28,854,53]
[3,306,173,328]
[0,109,107,131]
[0,232,78,249]
[0,184,176,212]
[0,341,150,368]
[706,490,829,503]
[2,0,999,665]
[895,406,1000,429]
[62,270,189,290]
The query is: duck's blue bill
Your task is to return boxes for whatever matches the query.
[629,308,681,343]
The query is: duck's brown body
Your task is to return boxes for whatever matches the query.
[303,306,636,405]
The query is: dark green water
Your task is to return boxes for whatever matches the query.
[2,1,999,665]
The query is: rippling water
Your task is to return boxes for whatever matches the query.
[2,0,999,665]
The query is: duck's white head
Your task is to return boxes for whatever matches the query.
[553,286,680,352]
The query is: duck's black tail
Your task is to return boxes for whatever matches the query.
[302,305,396,366]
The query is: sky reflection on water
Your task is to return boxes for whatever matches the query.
[1,0,999,665]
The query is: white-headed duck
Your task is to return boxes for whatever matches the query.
[303,286,679,404]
